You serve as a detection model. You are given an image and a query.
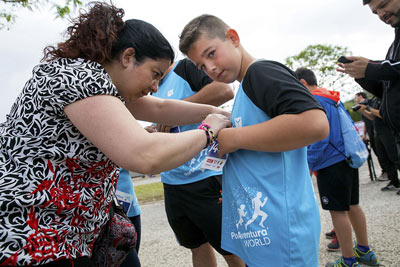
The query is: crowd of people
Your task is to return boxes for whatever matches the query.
[0,0,398,266]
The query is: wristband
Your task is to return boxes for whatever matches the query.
[198,122,216,148]
[366,106,370,111]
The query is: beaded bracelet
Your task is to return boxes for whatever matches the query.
[198,122,216,147]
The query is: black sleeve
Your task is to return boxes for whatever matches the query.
[355,77,383,98]
[242,60,323,118]
[173,58,213,92]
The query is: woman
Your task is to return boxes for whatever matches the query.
[0,2,230,266]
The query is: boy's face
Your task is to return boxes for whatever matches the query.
[187,33,242,83]
[369,0,400,27]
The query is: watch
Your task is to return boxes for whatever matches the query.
[366,106,370,111]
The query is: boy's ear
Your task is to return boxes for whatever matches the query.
[299,78,308,86]
[121,47,136,67]
[226,29,240,47]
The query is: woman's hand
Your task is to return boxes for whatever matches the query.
[202,113,231,135]
[212,106,231,118]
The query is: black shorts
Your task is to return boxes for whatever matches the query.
[316,160,359,211]
[163,175,231,255]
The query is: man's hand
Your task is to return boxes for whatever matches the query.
[356,104,368,112]
[336,56,370,79]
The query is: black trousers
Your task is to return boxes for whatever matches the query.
[375,126,400,186]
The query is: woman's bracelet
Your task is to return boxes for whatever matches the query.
[198,122,216,148]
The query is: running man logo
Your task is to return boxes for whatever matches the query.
[231,191,271,248]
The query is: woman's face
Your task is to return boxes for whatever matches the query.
[119,57,171,102]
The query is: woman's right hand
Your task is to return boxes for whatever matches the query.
[202,113,231,136]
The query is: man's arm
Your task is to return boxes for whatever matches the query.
[358,105,382,119]
[337,56,400,98]
[183,81,234,107]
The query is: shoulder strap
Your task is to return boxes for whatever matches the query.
[328,100,347,157]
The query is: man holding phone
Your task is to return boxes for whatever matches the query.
[337,1,400,195]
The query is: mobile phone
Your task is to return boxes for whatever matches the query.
[338,56,353,64]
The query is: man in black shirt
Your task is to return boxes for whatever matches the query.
[338,0,400,195]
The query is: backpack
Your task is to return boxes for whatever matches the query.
[330,101,369,169]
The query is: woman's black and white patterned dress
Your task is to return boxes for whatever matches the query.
[0,58,122,265]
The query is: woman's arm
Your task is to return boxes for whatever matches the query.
[64,95,230,174]
[217,109,329,156]
[125,95,229,125]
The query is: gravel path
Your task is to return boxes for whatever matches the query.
[136,157,400,266]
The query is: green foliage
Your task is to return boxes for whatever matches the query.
[1,0,83,29]
[344,99,362,122]
[135,182,164,204]
[285,44,363,101]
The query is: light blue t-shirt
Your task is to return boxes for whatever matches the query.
[116,168,141,217]
[221,62,321,267]
[152,60,221,185]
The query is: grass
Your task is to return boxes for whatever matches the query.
[135,182,164,204]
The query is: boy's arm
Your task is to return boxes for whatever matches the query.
[183,81,234,107]
[217,109,329,156]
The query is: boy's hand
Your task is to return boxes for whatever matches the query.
[216,128,236,157]
[156,124,173,133]
[144,124,157,133]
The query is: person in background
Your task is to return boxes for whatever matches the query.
[354,93,400,192]
[116,168,142,267]
[354,92,387,181]
[151,58,244,267]
[179,14,329,267]
[338,0,400,196]
[296,67,379,267]
[0,3,231,265]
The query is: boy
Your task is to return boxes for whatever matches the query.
[179,15,329,267]
[151,58,244,267]
[296,67,380,267]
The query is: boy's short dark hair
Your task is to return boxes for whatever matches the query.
[356,92,367,99]
[363,0,371,5]
[295,67,318,86]
[179,14,229,55]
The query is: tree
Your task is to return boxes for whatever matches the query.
[285,44,363,101]
[1,0,83,30]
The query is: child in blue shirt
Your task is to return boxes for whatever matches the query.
[179,14,329,267]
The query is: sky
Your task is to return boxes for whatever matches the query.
[0,0,395,122]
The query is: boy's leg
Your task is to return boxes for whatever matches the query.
[163,176,245,267]
[222,254,246,267]
[191,243,217,267]
[329,210,355,258]
[317,160,360,266]
[347,204,368,246]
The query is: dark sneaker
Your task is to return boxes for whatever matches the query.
[381,183,400,191]
[376,172,389,181]
[397,189,400,195]
[326,229,336,239]
[327,240,340,252]
[325,257,360,267]
[353,246,380,266]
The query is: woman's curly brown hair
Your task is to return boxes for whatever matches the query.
[42,2,124,64]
